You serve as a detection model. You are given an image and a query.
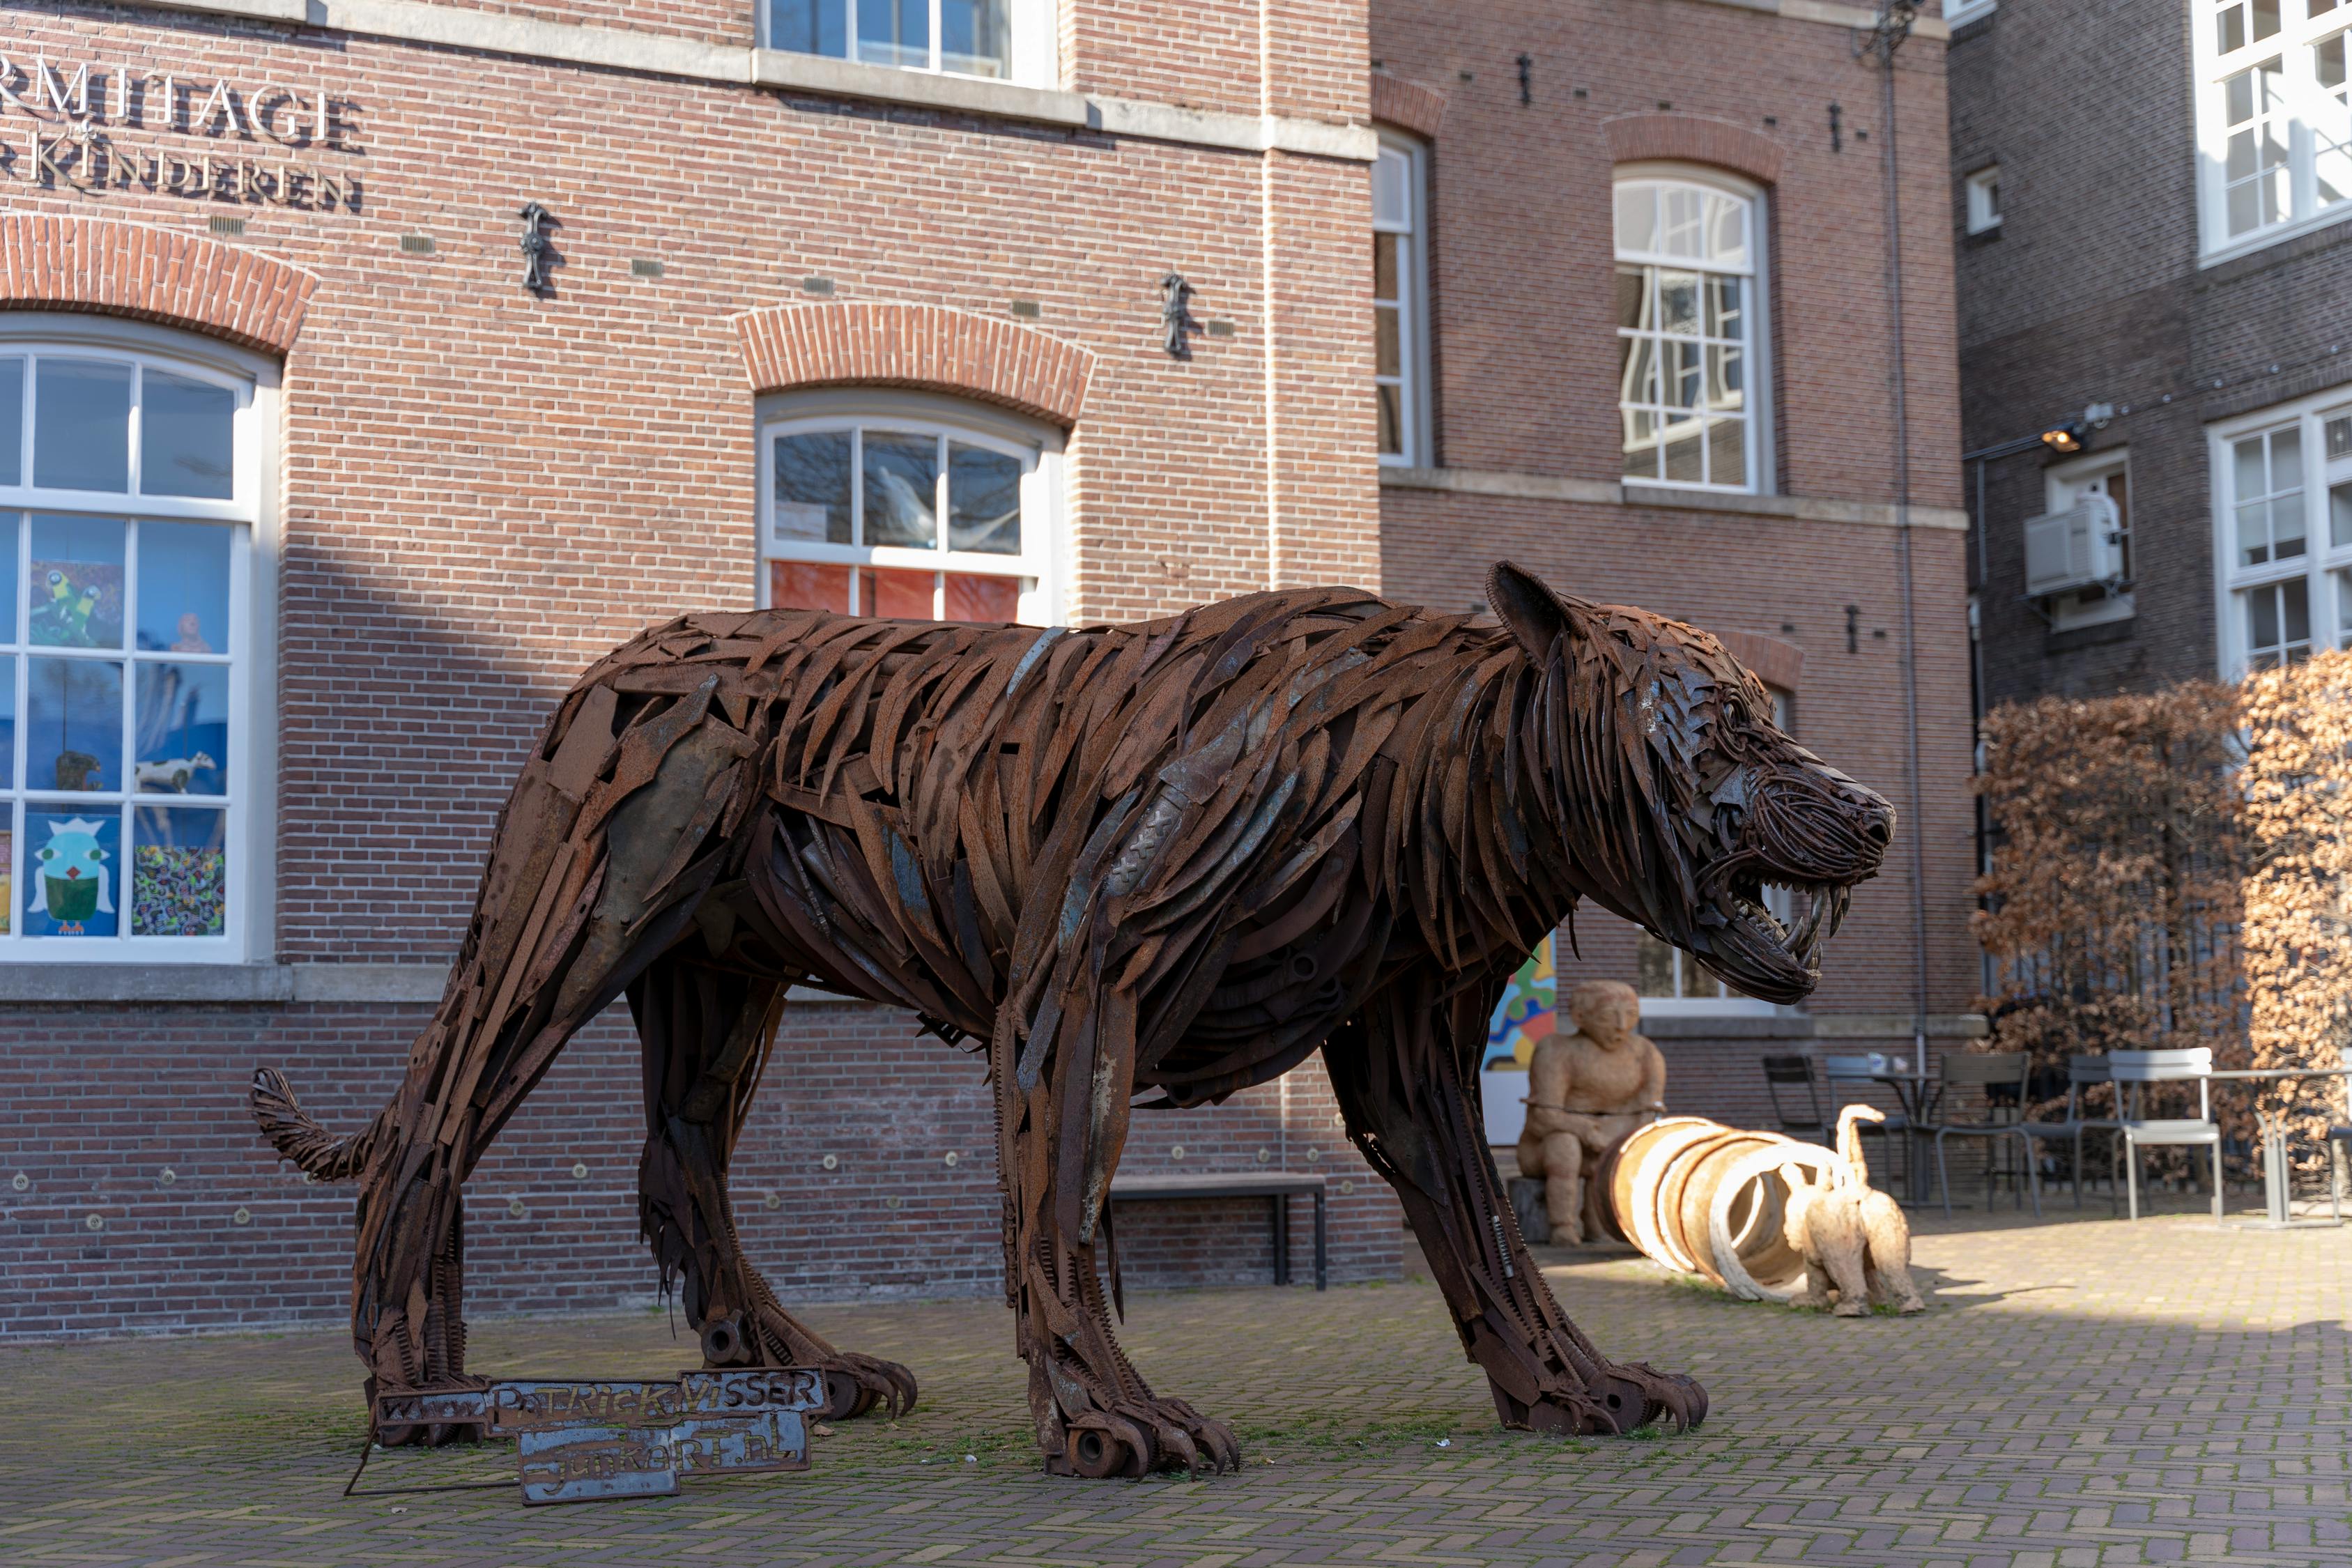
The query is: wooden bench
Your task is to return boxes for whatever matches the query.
[1105,1171,1328,1290]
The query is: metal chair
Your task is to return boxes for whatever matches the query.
[1761,1054,1827,1144]
[1923,1051,2039,1217]
[1820,1052,1911,1188]
[2014,1054,2124,1210]
[2110,1047,2222,1222]
[2326,1073,2352,1221]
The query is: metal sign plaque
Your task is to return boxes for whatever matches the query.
[367,1369,822,1505]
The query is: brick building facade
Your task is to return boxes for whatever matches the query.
[1955,0,2352,707]
[1,0,1976,1341]
[1369,0,1982,1126]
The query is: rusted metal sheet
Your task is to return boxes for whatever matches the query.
[366,1371,821,1505]
[261,562,1896,1477]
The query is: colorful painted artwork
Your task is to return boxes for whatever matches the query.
[132,845,226,936]
[30,559,126,649]
[0,828,10,935]
[29,815,115,937]
[1483,933,1558,1069]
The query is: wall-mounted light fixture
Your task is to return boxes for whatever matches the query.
[518,201,554,295]
[2039,401,2116,454]
[1160,272,1199,359]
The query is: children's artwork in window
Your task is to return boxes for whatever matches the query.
[132,806,225,936]
[134,662,229,795]
[1482,934,1558,1069]
[28,812,117,937]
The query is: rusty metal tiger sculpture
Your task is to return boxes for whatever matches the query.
[251,561,1892,1477]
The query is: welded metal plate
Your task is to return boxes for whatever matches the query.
[677,1368,824,1416]
[672,1408,810,1476]
[373,1386,493,1429]
[516,1423,682,1504]
[488,1380,688,1436]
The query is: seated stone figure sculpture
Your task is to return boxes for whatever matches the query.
[1516,980,1666,1243]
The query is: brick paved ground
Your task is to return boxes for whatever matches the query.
[5,1195,2349,1567]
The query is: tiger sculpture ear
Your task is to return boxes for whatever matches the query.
[1486,560,1588,660]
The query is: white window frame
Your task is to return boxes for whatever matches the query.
[0,314,277,965]
[2045,448,2134,631]
[2209,384,2352,677]
[1613,163,1774,496]
[1965,165,2002,233]
[1944,0,1997,26]
[755,389,1063,627]
[759,0,1056,87]
[2194,0,2352,263]
[1373,130,1433,470]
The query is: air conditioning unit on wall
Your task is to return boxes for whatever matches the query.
[2022,494,2123,597]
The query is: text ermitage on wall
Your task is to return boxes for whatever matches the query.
[1,52,363,212]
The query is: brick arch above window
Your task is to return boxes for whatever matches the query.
[733,303,1096,428]
[0,213,316,354]
[1371,72,1446,140]
[1604,114,1783,187]
[1718,629,1805,693]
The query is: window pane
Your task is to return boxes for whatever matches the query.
[769,560,851,613]
[1705,275,1743,339]
[1635,931,1675,997]
[1664,341,1702,408]
[1619,336,1656,406]
[2338,567,2352,647]
[31,515,126,649]
[2240,500,2273,564]
[26,808,118,937]
[1374,305,1401,376]
[1376,384,1403,456]
[1663,425,1703,483]
[1657,271,1700,334]
[862,431,938,548]
[34,358,131,492]
[140,369,236,498]
[2277,426,2304,476]
[771,0,849,54]
[2286,575,2312,642]
[1706,344,1744,411]
[859,0,928,68]
[942,572,1020,623]
[1614,183,1657,254]
[1614,268,1646,330]
[29,654,122,793]
[2222,4,2247,52]
[947,443,1022,554]
[130,804,226,936]
[2236,435,2269,498]
[1659,185,1705,257]
[1373,146,1410,227]
[773,430,852,545]
[2334,480,2352,548]
[135,662,229,796]
[2256,0,2280,39]
[1373,233,1399,300]
[1622,410,1657,480]
[137,521,232,654]
[0,356,22,488]
[1707,419,1746,488]
[2275,490,2307,554]
[2321,33,2347,87]
[0,514,15,643]
[0,653,13,788]
[2251,583,2281,648]
[2332,413,2352,458]
[940,0,1008,75]
[859,567,935,619]
[1705,192,1748,269]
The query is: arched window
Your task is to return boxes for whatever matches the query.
[758,390,1062,625]
[0,318,272,958]
[1613,169,1770,493]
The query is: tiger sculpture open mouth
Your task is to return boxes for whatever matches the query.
[252,560,1893,1477]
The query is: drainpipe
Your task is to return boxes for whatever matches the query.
[1863,1,1930,1065]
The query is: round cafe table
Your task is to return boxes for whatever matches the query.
[1820,1052,1936,1203]
[2201,1066,2352,1229]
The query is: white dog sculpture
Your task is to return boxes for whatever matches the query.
[1777,1105,1926,1316]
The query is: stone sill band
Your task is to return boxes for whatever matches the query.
[1,961,1987,1040]
[114,0,1935,159]
[1381,466,1971,532]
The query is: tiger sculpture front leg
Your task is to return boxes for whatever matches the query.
[1326,967,1707,1437]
